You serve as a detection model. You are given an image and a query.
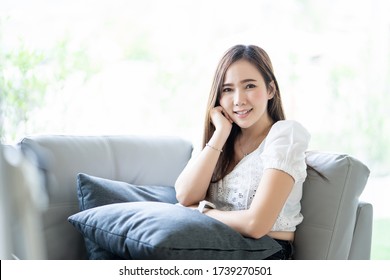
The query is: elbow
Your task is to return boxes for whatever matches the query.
[175,191,191,206]
[174,185,185,205]
[245,218,272,239]
[246,230,268,240]
[174,179,185,205]
[175,192,201,207]
[174,183,194,206]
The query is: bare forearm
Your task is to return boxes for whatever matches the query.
[175,131,227,206]
[204,169,295,239]
[204,208,270,239]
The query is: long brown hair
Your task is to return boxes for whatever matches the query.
[203,45,285,182]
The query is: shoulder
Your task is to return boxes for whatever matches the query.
[267,120,311,143]
[261,120,310,182]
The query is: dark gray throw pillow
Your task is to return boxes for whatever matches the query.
[68,201,281,260]
[76,173,178,259]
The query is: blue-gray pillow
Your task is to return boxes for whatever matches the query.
[77,173,178,211]
[76,173,178,259]
[68,201,281,260]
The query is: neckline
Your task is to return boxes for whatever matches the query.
[226,139,266,176]
[238,121,274,158]
[240,138,265,159]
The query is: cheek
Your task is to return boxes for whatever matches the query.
[219,95,231,108]
[252,90,270,102]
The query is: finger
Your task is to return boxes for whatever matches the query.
[210,106,221,115]
[215,106,224,113]
[222,109,233,123]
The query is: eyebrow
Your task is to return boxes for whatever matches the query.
[222,79,257,87]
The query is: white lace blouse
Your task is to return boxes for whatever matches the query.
[206,120,310,232]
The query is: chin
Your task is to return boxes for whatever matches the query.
[234,121,253,129]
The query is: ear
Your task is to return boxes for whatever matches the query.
[267,81,276,100]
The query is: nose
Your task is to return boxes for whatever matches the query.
[234,89,246,106]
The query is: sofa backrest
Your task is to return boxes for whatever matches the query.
[20,135,193,259]
[19,135,371,260]
[294,151,371,259]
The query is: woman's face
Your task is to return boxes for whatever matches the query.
[219,59,274,130]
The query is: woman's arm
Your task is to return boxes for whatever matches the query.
[174,130,226,205]
[204,169,294,239]
[175,106,232,206]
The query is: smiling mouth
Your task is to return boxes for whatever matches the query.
[234,109,253,115]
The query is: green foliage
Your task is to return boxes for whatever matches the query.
[0,45,47,134]
[124,34,155,61]
[0,20,99,142]
[50,37,100,81]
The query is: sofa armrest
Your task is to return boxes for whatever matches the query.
[294,151,371,259]
[348,202,373,260]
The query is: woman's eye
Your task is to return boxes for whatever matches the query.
[222,88,232,93]
[245,84,256,89]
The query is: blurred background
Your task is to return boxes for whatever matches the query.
[0,0,389,258]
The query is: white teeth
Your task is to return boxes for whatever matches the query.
[235,109,251,115]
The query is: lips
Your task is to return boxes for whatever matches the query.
[234,109,253,116]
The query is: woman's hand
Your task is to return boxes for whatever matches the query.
[210,106,233,137]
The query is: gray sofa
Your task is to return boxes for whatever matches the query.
[0,135,372,259]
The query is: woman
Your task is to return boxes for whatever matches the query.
[175,44,310,260]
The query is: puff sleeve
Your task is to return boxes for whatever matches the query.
[260,120,310,183]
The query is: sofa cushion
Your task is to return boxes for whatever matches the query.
[76,173,178,259]
[68,201,281,259]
